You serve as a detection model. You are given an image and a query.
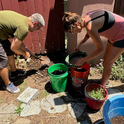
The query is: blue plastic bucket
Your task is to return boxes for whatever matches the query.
[103,94,124,124]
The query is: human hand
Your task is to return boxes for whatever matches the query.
[30,53,38,59]
[24,51,30,59]
[75,58,85,66]
[74,46,80,52]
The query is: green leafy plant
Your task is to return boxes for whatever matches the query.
[96,54,124,81]
[20,81,27,92]
[96,59,103,73]
[87,87,105,100]
[14,102,24,115]
[0,98,4,104]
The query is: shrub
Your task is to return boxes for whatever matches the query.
[97,54,124,81]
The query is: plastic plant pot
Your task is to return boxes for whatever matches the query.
[65,51,87,68]
[84,83,108,110]
[48,63,68,92]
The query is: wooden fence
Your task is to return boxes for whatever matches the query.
[113,0,124,17]
[0,0,65,54]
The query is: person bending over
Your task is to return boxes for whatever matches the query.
[0,10,45,93]
[62,9,124,87]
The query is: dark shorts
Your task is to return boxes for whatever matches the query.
[0,39,15,68]
[108,39,124,48]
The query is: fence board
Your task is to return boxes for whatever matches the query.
[2,0,11,10]
[18,0,28,15]
[26,0,40,53]
[18,0,34,53]
[56,0,65,51]
[49,0,59,51]
[0,1,2,10]
[35,0,46,53]
[10,0,20,13]
[42,0,51,53]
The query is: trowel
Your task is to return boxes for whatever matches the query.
[33,55,50,66]
[27,55,50,66]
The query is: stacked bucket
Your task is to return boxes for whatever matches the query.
[65,51,90,90]
[70,63,90,90]
[48,51,90,93]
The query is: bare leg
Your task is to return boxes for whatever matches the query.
[103,42,113,60]
[8,55,16,72]
[101,42,124,86]
[8,55,27,79]
[0,67,11,85]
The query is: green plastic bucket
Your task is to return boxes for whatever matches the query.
[48,63,68,92]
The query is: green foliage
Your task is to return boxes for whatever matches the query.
[20,82,27,92]
[96,54,124,81]
[0,98,4,104]
[40,90,49,98]
[14,102,24,115]
[87,88,105,100]
[96,59,103,73]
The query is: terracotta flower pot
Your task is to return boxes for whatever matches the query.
[84,83,108,110]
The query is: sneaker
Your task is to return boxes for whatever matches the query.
[6,82,20,93]
[10,70,27,79]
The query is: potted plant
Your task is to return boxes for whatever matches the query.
[84,83,108,110]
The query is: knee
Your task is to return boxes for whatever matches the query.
[103,61,113,70]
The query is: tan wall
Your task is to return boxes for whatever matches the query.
[67,0,115,64]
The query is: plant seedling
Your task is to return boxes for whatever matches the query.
[20,81,26,92]
[0,98,4,104]
[87,87,105,100]
[14,102,24,115]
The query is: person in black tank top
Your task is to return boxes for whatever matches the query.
[86,11,115,32]
[62,10,124,87]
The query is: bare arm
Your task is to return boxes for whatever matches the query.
[20,42,30,53]
[11,37,30,59]
[20,42,38,58]
[83,28,104,62]
[75,33,89,51]
[75,25,104,66]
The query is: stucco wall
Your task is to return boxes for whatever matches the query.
[67,0,115,64]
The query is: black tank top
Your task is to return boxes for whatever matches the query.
[86,11,115,32]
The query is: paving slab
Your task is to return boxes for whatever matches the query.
[0,103,19,124]
[41,93,67,114]
[14,118,31,124]
[17,87,39,104]
[20,100,41,117]
[68,102,87,118]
